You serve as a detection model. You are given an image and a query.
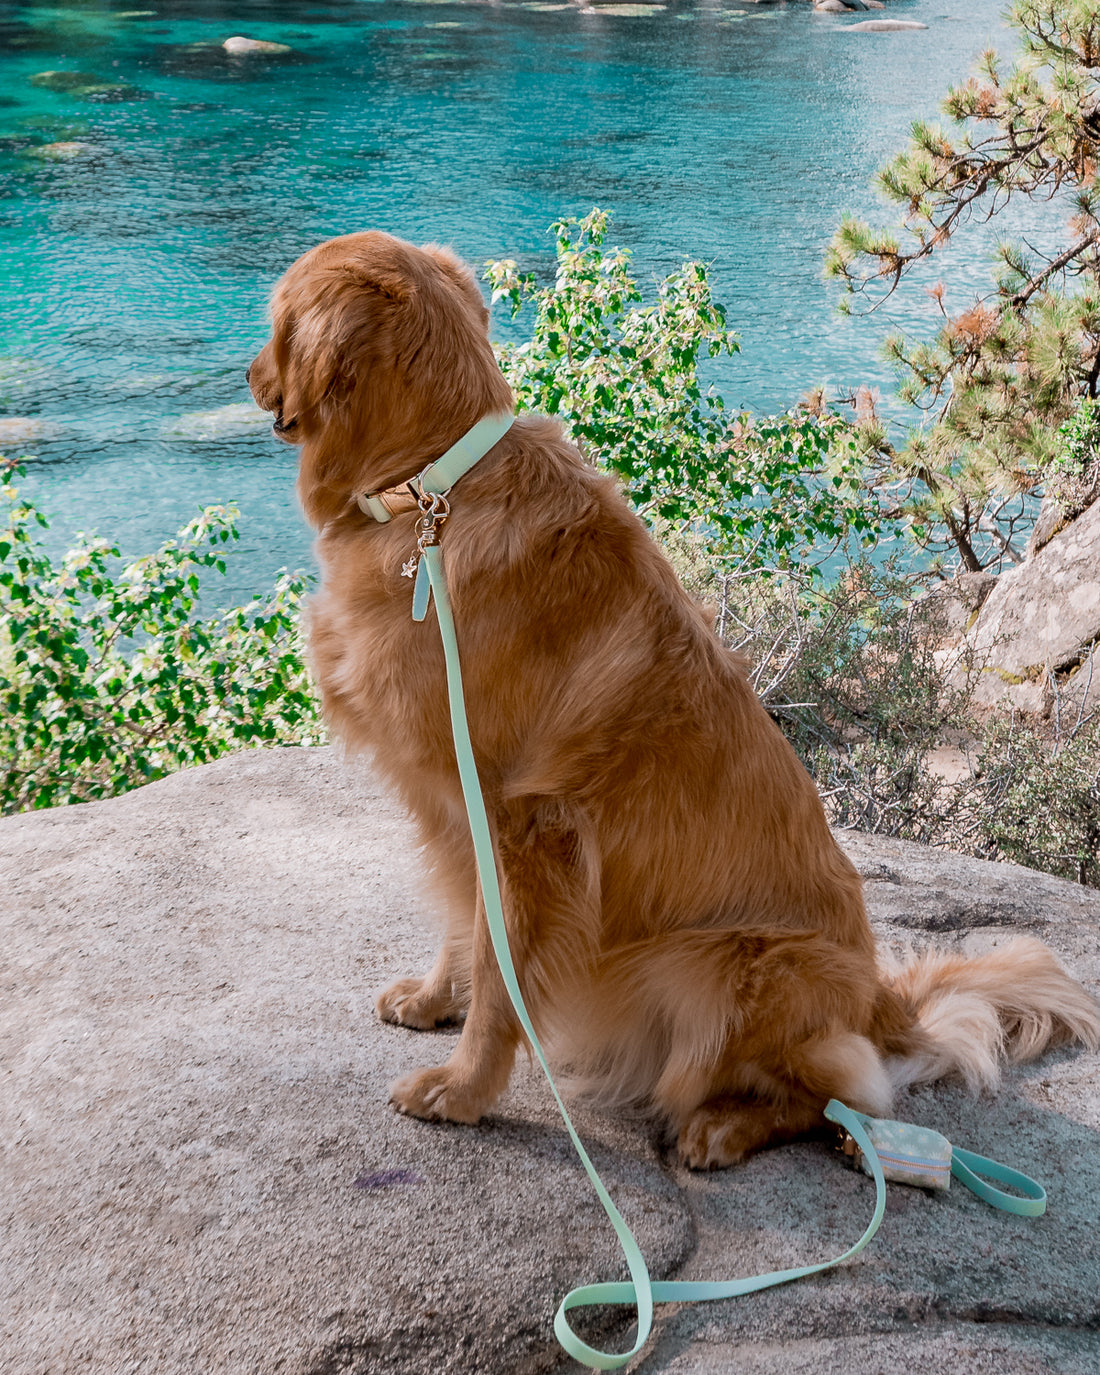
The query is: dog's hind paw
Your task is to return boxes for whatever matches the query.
[389,1066,484,1125]
[676,1102,753,1170]
[676,1096,825,1170]
[376,976,465,1030]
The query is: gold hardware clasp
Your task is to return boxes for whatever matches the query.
[401,484,451,579]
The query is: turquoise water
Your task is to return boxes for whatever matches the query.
[1,0,1020,598]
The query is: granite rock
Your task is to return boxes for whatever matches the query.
[3,748,1098,1374]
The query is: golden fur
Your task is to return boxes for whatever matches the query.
[249,231,1100,1167]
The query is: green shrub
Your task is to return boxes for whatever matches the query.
[670,536,1100,887]
[1051,395,1100,521]
[0,463,323,813]
[487,210,887,575]
[973,714,1100,887]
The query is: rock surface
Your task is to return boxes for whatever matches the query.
[3,747,1099,1374]
[954,497,1100,715]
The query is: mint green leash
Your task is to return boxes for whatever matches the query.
[413,541,888,1367]
[404,440,1046,1367]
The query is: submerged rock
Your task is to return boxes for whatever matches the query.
[28,69,145,101]
[223,35,292,54]
[163,401,272,441]
[29,70,102,91]
[0,416,63,446]
[72,82,145,103]
[844,18,929,30]
[0,357,64,406]
[27,140,99,160]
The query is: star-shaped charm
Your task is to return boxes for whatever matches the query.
[401,555,419,579]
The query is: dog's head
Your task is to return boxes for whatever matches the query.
[248,232,513,527]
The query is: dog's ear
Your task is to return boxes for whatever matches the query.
[341,261,414,304]
[273,267,416,428]
[420,243,490,327]
[273,302,344,431]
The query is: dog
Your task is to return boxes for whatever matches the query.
[248,230,1100,1168]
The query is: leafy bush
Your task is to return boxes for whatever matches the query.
[488,210,887,575]
[670,537,1100,887]
[1051,394,1100,521]
[0,464,323,813]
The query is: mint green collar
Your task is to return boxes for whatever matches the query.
[357,411,514,522]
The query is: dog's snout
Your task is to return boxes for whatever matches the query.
[245,364,252,385]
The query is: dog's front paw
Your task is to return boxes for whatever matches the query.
[389,1066,484,1125]
[376,976,465,1030]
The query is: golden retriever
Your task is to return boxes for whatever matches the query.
[248,231,1099,1167]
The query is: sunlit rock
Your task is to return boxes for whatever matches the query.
[945,499,1100,716]
[223,36,292,55]
[581,4,668,14]
[3,746,1098,1375]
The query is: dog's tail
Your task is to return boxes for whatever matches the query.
[877,937,1100,1093]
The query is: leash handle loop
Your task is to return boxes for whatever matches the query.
[951,1147,1047,1216]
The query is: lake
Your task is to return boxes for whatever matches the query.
[1,0,1022,599]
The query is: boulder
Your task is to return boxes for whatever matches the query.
[223,35,293,55]
[1060,642,1100,721]
[955,498,1100,714]
[913,570,998,650]
[2,747,1098,1373]
[1029,481,1100,558]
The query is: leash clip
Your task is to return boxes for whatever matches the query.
[401,481,451,580]
[836,1129,862,1171]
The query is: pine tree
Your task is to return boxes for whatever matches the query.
[827,0,1100,570]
